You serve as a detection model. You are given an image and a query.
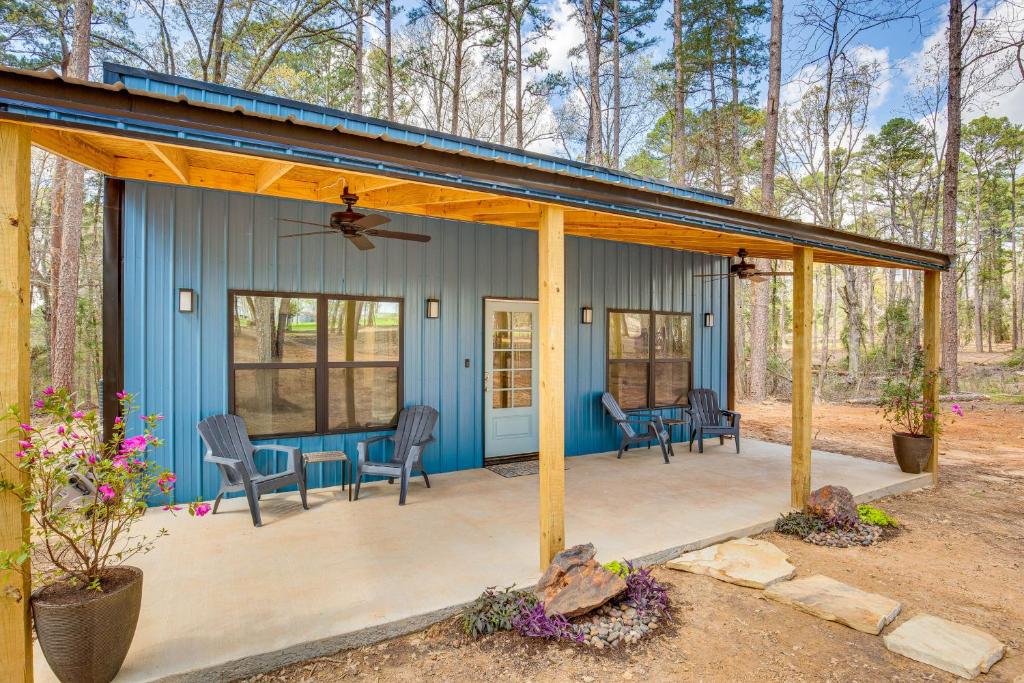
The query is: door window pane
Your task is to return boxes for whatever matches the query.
[654,362,690,407]
[234,368,316,435]
[608,312,650,359]
[511,389,532,407]
[511,312,532,330]
[608,363,648,410]
[328,367,400,430]
[233,296,317,363]
[492,311,510,330]
[493,390,512,409]
[493,351,512,370]
[327,300,400,362]
[492,371,512,390]
[654,314,691,360]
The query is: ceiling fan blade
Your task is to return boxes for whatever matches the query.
[694,272,733,278]
[351,213,391,229]
[279,230,337,238]
[280,217,331,229]
[362,228,431,243]
[768,271,794,276]
[747,275,770,283]
[345,233,376,251]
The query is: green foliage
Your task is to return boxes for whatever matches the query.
[879,347,942,437]
[462,585,537,638]
[774,511,826,537]
[857,504,899,528]
[602,560,629,577]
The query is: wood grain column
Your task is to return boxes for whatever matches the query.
[0,123,33,682]
[538,205,565,569]
[923,269,941,485]
[791,247,813,509]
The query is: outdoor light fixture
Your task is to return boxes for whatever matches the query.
[581,306,593,324]
[426,298,441,319]
[178,288,195,313]
[704,312,714,328]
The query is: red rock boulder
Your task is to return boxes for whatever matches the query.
[806,485,858,526]
[534,543,627,618]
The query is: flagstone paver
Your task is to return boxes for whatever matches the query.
[764,574,901,634]
[883,614,1005,679]
[667,538,796,589]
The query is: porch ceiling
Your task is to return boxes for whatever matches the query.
[0,66,950,271]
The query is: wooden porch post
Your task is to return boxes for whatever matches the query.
[923,270,941,485]
[791,247,813,509]
[0,123,33,682]
[538,205,565,569]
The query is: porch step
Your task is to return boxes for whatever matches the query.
[764,574,901,635]
[666,538,796,589]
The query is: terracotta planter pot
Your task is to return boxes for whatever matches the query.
[32,566,143,683]
[891,433,933,474]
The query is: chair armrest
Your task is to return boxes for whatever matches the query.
[360,435,393,446]
[721,410,740,426]
[204,453,250,482]
[413,435,436,448]
[253,444,302,475]
[357,435,394,464]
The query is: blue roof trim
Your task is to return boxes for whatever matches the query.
[1,96,943,271]
[101,62,734,207]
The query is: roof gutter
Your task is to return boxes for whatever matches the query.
[0,69,950,271]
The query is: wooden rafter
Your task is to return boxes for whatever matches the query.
[356,183,485,208]
[254,160,295,193]
[145,142,190,184]
[30,127,116,175]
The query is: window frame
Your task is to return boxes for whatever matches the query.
[228,289,404,438]
[605,308,693,410]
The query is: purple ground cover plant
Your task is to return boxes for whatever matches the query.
[512,600,584,643]
[624,561,671,620]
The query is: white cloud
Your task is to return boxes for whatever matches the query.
[782,44,892,115]
[536,0,583,75]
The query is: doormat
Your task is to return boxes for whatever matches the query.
[485,460,568,478]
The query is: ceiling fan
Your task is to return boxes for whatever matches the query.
[696,249,793,283]
[279,186,431,251]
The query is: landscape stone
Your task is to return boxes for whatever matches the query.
[806,485,858,526]
[764,574,901,634]
[666,537,796,589]
[534,543,626,618]
[883,614,1005,679]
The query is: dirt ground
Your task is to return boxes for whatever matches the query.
[249,401,1024,683]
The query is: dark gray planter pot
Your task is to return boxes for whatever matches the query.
[32,566,143,683]
[891,433,933,474]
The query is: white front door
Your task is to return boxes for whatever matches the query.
[484,299,540,458]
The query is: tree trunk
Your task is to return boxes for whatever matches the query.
[708,58,722,193]
[1011,167,1019,349]
[498,0,512,145]
[353,0,365,115]
[611,0,621,168]
[973,172,984,352]
[51,0,92,389]
[941,0,962,391]
[450,0,466,135]
[671,0,686,183]
[47,156,67,364]
[583,1,603,164]
[841,265,861,376]
[748,0,782,401]
[384,0,395,120]
[515,22,524,147]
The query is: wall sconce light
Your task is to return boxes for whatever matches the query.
[425,298,440,319]
[704,312,715,328]
[178,288,196,313]
[581,306,593,324]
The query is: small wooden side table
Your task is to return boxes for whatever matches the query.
[302,451,352,501]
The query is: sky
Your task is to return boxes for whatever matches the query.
[536,0,1024,147]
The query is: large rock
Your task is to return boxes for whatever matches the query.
[883,614,1005,679]
[667,538,795,589]
[806,485,858,526]
[765,574,901,634]
[534,544,627,618]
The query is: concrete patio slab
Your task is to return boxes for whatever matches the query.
[33,438,929,682]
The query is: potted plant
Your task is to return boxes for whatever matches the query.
[878,351,960,473]
[0,388,207,683]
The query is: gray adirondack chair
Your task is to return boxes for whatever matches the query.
[197,414,308,527]
[354,405,438,505]
[685,388,741,453]
[601,392,673,464]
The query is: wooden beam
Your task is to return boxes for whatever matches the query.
[356,182,484,208]
[923,269,941,485]
[538,205,566,569]
[254,160,295,193]
[0,122,32,683]
[791,246,813,509]
[31,127,116,175]
[145,142,190,184]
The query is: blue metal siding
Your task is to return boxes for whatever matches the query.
[122,182,730,503]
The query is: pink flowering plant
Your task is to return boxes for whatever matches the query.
[879,349,957,437]
[0,388,206,593]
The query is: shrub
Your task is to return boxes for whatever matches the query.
[775,511,826,537]
[857,504,899,528]
[512,601,583,643]
[462,585,537,638]
[624,561,671,620]
[602,560,628,577]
